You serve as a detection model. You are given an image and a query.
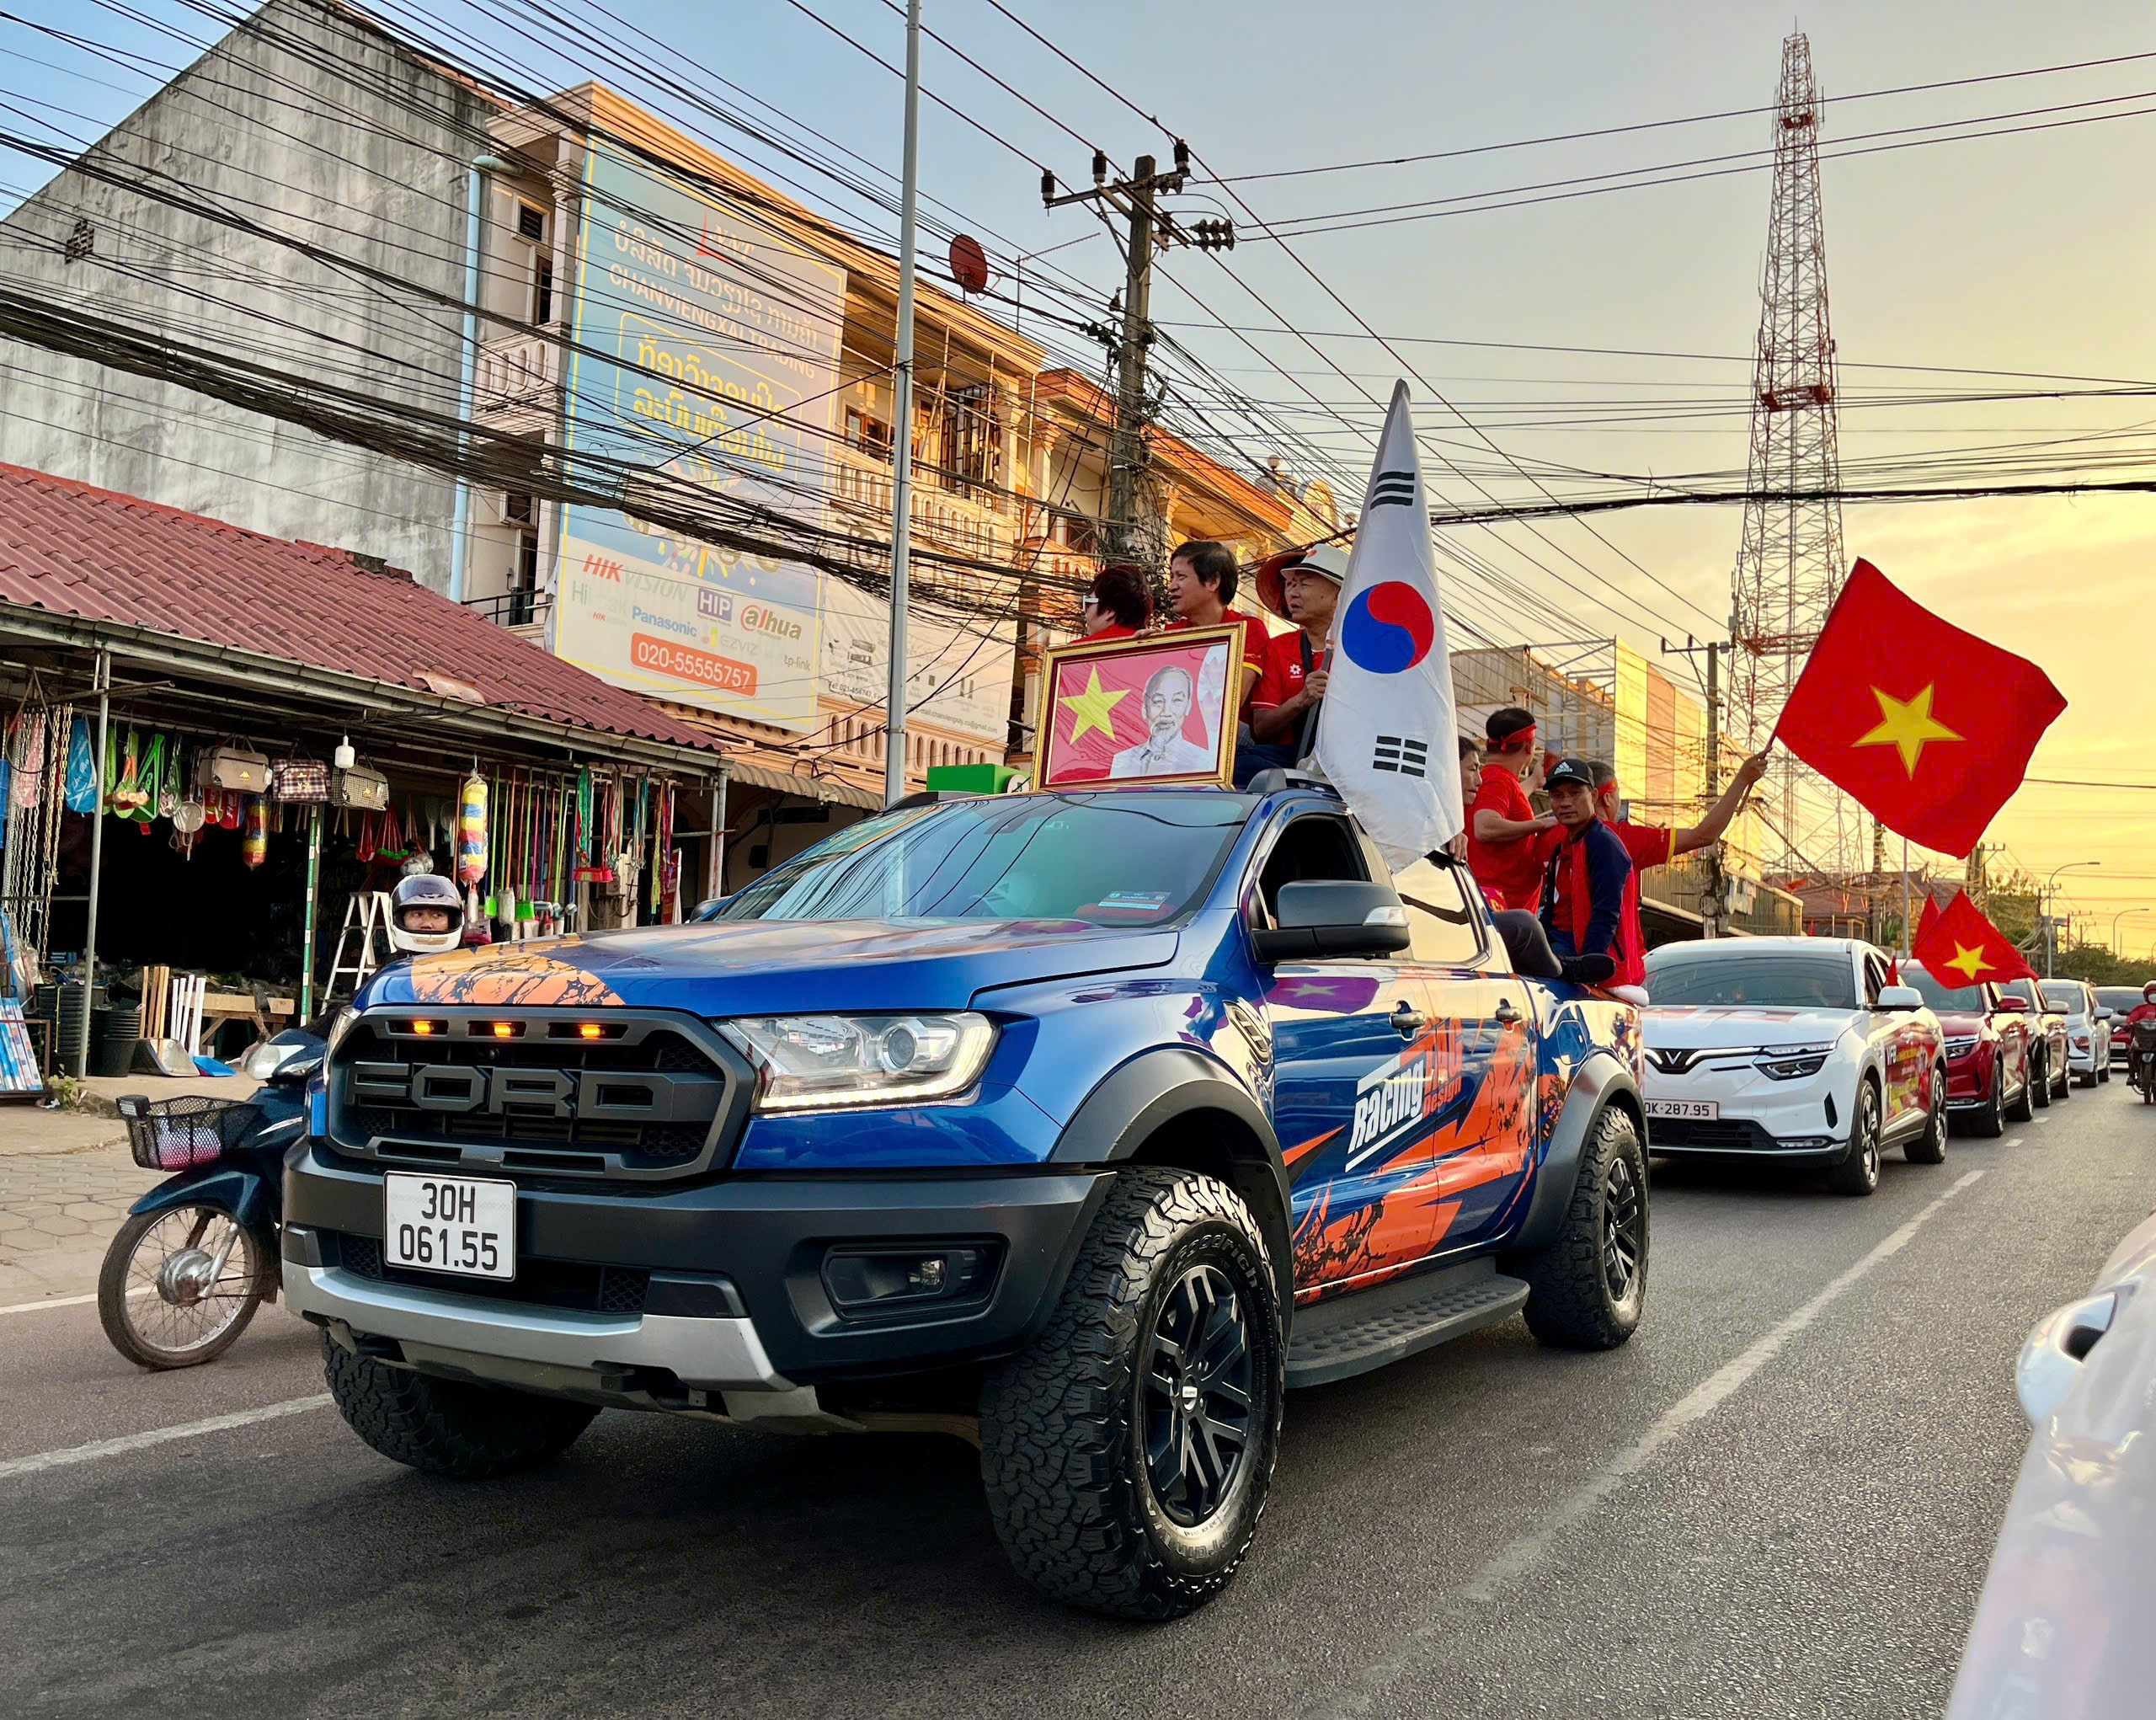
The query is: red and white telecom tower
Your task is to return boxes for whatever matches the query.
[1728,31,1851,870]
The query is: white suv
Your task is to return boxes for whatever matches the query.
[1640,937,1948,1197]
[2041,977,2112,1087]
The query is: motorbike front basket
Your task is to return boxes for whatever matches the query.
[115,1095,264,1172]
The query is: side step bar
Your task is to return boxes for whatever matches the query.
[1285,1258,1529,1389]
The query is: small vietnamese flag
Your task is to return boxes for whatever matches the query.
[1774,560,2066,857]
[1910,889,2037,986]
[1915,892,1940,946]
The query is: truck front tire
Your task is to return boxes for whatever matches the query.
[323,1334,599,1478]
[1516,1105,1648,1350]
[979,1167,1283,1620]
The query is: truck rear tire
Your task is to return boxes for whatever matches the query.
[979,1167,1283,1620]
[322,1334,599,1478]
[1517,1106,1648,1350]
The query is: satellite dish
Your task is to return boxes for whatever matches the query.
[948,234,990,295]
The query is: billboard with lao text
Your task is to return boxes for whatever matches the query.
[553,140,846,729]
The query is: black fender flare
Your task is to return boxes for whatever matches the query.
[1508,1051,1642,1254]
[1049,1046,1293,1311]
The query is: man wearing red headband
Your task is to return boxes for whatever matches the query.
[1466,706,1558,912]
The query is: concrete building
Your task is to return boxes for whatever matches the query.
[0,0,489,583]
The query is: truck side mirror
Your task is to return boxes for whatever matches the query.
[1251,880,1411,962]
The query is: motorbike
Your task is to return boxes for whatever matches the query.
[98,1030,323,1370]
[2132,1018,2156,1106]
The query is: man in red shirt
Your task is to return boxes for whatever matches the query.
[1467,707,1558,912]
[1161,539,1267,713]
[1246,542,1347,755]
[1590,752,1770,987]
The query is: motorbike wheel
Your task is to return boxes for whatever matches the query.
[98,1206,274,1370]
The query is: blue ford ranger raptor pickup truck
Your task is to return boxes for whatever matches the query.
[285,778,1648,1618]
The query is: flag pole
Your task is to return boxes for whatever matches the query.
[1901,836,1911,959]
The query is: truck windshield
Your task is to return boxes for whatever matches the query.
[1645,953,1856,1010]
[1902,966,1987,1013]
[706,793,1247,926]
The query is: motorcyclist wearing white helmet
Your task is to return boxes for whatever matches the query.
[387,873,463,956]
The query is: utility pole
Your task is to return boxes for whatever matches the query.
[882,0,922,807]
[1043,147,1231,564]
[1662,633,1726,937]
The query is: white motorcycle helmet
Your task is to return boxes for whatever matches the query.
[389,873,463,956]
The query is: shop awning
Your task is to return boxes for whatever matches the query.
[720,756,885,810]
[0,462,723,777]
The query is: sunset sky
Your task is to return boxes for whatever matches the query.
[4,0,2151,943]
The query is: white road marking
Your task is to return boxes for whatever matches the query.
[0,1396,332,1482]
[2007,1136,2025,1147]
[0,1287,150,1317]
[1320,1167,1988,1718]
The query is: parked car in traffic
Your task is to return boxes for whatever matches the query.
[1947,1206,2156,1719]
[1999,979,2072,1104]
[1900,962,2036,1137]
[1640,937,1946,1196]
[2039,977,2111,1087]
[2096,986,2143,1066]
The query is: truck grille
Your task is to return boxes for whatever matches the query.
[327,1009,749,1183]
[330,1231,649,1315]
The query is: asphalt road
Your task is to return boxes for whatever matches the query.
[6,1082,2154,1720]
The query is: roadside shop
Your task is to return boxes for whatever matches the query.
[0,463,726,1079]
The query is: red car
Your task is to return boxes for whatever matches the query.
[1903,963,2038,1137]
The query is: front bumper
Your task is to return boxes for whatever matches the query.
[283,1142,1108,1398]
[1945,1045,1998,1109]
[1642,1054,1850,1159]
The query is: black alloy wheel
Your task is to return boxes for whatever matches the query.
[1828,1079,1882,1195]
[1906,1065,1948,1163]
[2031,1049,2052,1109]
[1602,1150,1645,1303]
[1140,1264,1255,1529]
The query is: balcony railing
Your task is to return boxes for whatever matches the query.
[827,445,1014,589]
[462,589,551,630]
[474,332,559,414]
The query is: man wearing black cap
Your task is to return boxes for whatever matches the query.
[1539,756,1636,986]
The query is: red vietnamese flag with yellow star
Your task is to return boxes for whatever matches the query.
[1911,889,2038,986]
[1774,559,2066,857]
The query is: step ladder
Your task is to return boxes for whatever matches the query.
[323,889,394,1002]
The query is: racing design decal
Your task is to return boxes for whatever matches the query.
[379,939,627,1009]
[1289,1014,1536,1303]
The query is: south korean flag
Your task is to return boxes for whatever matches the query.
[1311,382,1464,871]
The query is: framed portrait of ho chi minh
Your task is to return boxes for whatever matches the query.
[1036,625,1241,791]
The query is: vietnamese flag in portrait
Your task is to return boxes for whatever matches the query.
[1774,559,2066,857]
[1042,634,1234,785]
[1911,889,2038,985]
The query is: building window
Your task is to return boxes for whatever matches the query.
[845,406,893,461]
[504,492,539,624]
[63,216,93,264]
[515,201,553,326]
[935,384,1000,494]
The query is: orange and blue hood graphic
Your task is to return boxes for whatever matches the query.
[358,916,1183,1017]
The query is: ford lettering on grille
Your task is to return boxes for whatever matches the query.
[348,1063,717,1124]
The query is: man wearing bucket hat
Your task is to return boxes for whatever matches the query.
[1246,542,1348,750]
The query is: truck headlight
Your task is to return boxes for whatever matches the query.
[718,1013,996,1113]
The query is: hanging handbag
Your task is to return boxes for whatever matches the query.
[271,754,330,804]
[199,740,270,795]
[330,762,389,811]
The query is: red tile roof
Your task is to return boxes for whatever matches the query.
[0,462,718,754]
